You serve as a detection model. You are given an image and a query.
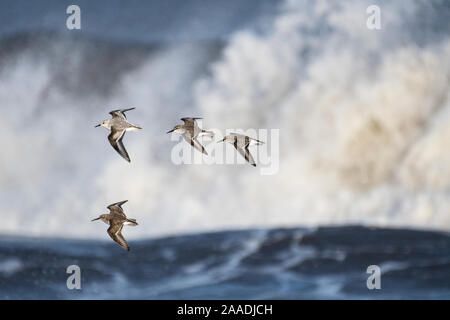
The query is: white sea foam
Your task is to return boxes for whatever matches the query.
[0,0,449,238]
[0,258,23,275]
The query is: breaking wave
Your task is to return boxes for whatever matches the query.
[0,0,449,239]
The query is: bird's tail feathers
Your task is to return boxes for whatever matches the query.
[250,139,265,146]
[126,218,138,226]
[200,130,214,139]
[127,125,142,131]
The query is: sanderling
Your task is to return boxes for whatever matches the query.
[95,108,142,162]
[167,117,214,155]
[221,133,264,167]
[91,200,138,251]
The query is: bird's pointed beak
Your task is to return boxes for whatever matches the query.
[95,124,101,128]
[219,138,226,142]
[91,217,100,221]
[166,129,174,134]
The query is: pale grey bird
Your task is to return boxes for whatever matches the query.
[167,117,214,155]
[91,200,138,251]
[95,108,142,162]
[221,133,264,167]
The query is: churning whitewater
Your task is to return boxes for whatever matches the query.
[0,0,449,239]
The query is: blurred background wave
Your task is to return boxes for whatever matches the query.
[0,0,449,239]
[0,0,450,299]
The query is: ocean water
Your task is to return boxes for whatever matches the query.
[1,226,449,299]
[0,0,449,299]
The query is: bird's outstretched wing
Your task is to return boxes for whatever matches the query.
[181,117,202,124]
[235,145,256,167]
[182,117,210,139]
[183,134,208,155]
[227,134,261,167]
[108,200,128,209]
[107,200,128,218]
[107,223,130,251]
[109,108,136,120]
[108,209,126,219]
[181,117,202,130]
[108,128,130,162]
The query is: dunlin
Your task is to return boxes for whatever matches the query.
[95,108,142,162]
[167,117,214,155]
[91,200,138,251]
[221,133,264,167]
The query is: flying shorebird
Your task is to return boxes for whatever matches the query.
[91,200,138,251]
[167,117,214,155]
[95,108,142,162]
[220,133,265,167]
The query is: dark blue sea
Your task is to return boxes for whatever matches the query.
[1,226,449,299]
